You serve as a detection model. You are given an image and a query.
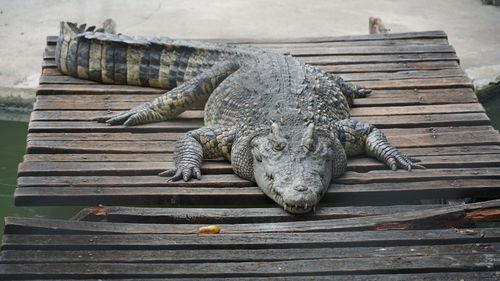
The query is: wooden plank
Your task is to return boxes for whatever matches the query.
[351,103,483,116]
[16,154,500,176]
[31,102,484,117]
[0,243,495,263]
[46,31,449,45]
[351,77,472,89]
[0,273,497,281]
[269,44,456,57]
[249,38,451,50]
[339,68,467,82]
[336,167,500,184]
[20,145,500,163]
[18,200,500,234]
[72,205,444,223]
[38,66,470,88]
[2,225,499,246]
[28,113,490,133]
[321,61,460,73]
[31,89,479,110]
[23,130,500,154]
[25,125,495,141]
[299,53,459,65]
[14,179,500,206]
[0,251,497,279]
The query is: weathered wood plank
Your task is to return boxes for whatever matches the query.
[72,205,444,223]
[340,68,467,82]
[0,243,495,263]
[38,68,470,89]
[299,53,459,65]
[246,37,450,48]
[46,31,449,45]
[23,131,500,154]
[26,125,495,141]
[28,113,490,133]
[322,60,460,73]
[271,44,457,57]
[336,167,500,184]
[3,225,499,247]
[16,154,500,177]
[0,273,498,281]
[43,199,491,236]
[0,272,497,281]
[20,145,500,163]
[17,167,500,187]
[32,102,483,118]
[26,124,495,141]
[33,88,478,109]
[351,103,483,116]
[0,251,497,279]
[15,178,500,206]
[32,91,479,111]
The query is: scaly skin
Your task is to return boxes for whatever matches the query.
[57,21,423,214]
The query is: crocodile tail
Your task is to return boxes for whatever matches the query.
[55,21,242,89]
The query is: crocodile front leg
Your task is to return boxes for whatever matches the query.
[95,61,240,126]
[159,125,237,181]
[327,73,371,106]
[335,119,424,171]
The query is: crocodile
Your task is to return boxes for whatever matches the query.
[55,22,423,214]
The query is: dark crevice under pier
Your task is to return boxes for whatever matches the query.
[1,31,500,280]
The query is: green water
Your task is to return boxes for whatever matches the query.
[484,95,500,130]
[0,120,80,236]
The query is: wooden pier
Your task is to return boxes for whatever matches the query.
[1,31,500,279]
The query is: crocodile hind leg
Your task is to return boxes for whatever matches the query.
[95,61,240,126]
[335,119,424,171]
[159,125,237,181]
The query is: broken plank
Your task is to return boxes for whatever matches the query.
[4,200,500,234]
[72,205,444,223]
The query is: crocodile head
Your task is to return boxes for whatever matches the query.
[249,123,346,214]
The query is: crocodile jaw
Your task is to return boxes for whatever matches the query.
[253,155,333,214]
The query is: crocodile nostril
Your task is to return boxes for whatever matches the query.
[293,185,308,192]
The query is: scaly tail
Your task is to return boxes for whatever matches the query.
[55,21,243,89]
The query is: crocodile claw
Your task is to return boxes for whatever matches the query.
[159,166,202,182]
[387,153,425,172]
[355,87,372,98]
